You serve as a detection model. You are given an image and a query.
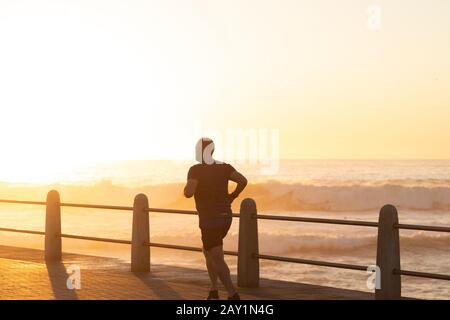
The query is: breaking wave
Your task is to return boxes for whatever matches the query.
[244,181,450,212]
[2,178,450,213]
[151,230,450,256]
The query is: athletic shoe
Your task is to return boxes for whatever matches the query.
[206,290,219,300]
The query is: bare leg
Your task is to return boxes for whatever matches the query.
[206,245,236,297]
[203,249,218,291]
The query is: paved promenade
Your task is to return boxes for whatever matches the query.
[0,245,373,300]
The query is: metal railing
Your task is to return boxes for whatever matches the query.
[0,191,449,299]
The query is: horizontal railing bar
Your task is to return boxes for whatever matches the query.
[0,227,45,236]
[147,208,240,218]
[61,233,131,244]
[148,208,197,215]
[223,249,239,256]
[60,203,133,211]
[394,269,450,281]
[256,254,368,271]
[147,242,202,252]
[0,199,46,206]
[255,214,379,227]
[395,223,450,233]
[146,242,238,256]
[0,199,133,211]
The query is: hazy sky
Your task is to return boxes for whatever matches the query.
[0,0,449,167]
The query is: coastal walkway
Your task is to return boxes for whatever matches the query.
[0,245,372,300]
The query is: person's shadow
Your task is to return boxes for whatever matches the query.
[132,270,183,299]
[45,261,79,300]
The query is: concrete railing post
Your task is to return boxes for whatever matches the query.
[376,204,401,300]
[131,193,150,272]
[238,198,259,287]
[45,190,62,261]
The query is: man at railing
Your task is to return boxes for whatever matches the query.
[184,138,248,300]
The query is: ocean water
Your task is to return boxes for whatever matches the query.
[0,159,449,299]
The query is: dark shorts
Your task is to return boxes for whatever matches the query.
[200,217,232,251]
